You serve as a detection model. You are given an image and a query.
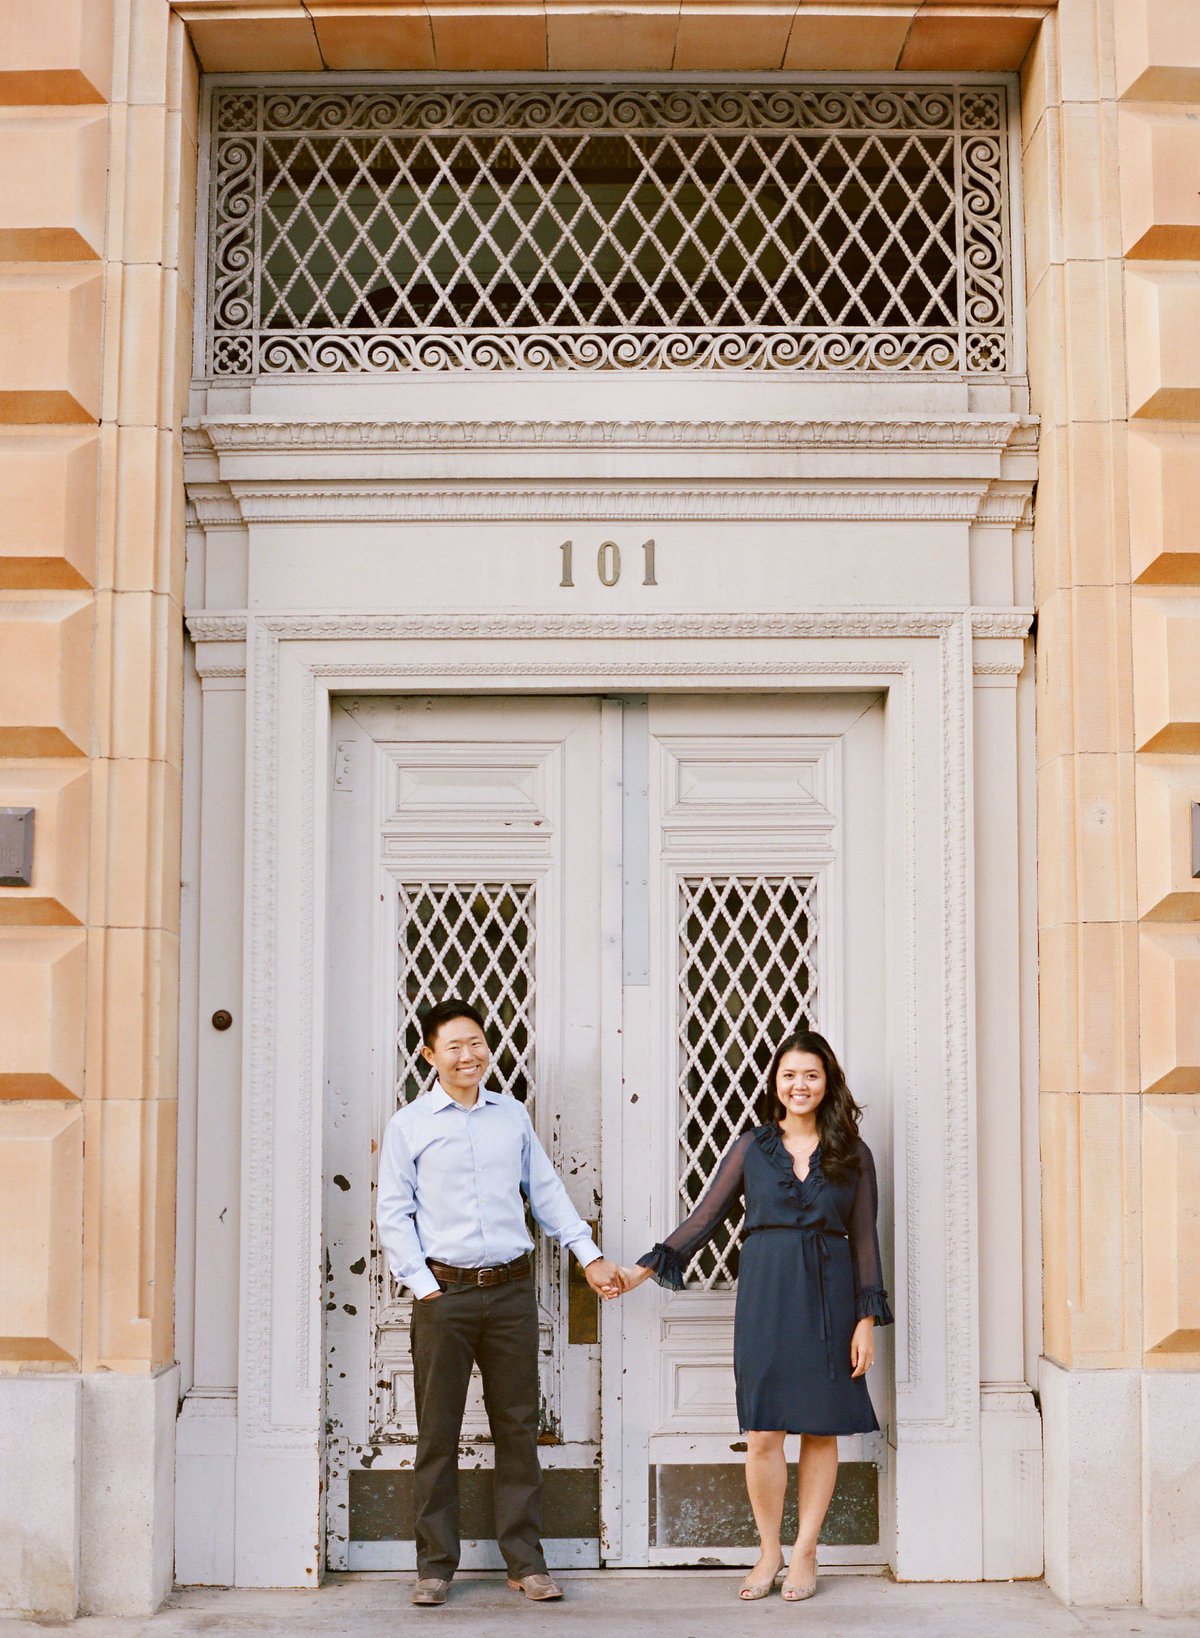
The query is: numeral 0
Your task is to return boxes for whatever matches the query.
[559,539,656,588]
[597,541,621,586]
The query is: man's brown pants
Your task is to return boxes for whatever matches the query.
[409,1275,547,1581]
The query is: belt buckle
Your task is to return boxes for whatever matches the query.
[479,1264,507,1287]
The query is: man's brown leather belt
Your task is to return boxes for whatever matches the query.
[426,1255,531,1288]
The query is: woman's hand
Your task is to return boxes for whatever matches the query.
[849,1317,875,1377]
[618,1264,654,1293]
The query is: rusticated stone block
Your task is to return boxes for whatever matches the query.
[1140,927,1200,1094]
[0,599,92,756]
[0,268,102,425]
[1143,1097,1200,1362]
[0,929,87,1098]
[1115,0,1200,102]
[0,111,108,262]
[1125,268,1200,421]
[1119,109,1200,261]
[0,0,112,105]
[0,767,89,926]
[1132,595,1200,753]
[0,429,97,590]
[1135,759,1200,922]
[1128,426,1200,584]
[0,1103,83,1363]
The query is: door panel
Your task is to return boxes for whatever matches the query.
[604,693,890,1567]
[323,696,608,1570]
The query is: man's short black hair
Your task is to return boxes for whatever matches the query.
[420,998,487,1049]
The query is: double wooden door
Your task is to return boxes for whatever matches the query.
[323,692,888,1570]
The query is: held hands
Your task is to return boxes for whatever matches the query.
[584,1257,626,1300]
[584,1259,655,1299]
[849,1316,875,1377]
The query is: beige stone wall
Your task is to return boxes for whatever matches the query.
[0,0,197,1377]
[1025,0,1200,1379]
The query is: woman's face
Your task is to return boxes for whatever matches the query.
[775,1050,827,1119]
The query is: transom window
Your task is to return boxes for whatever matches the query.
[206,82,1012,374]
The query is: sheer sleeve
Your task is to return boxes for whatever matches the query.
[636,1131,752,1291]
[848,1141,894,1325]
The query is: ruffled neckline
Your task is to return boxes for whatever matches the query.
[754,1122,823,1199]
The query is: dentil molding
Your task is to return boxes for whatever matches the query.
[188,416,1039,455]
[186,609,1033,644]
[184,480,1037,527]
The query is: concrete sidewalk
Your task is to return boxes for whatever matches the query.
[4,1574,1198,1638]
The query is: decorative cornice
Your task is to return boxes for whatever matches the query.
[188,614,248,643]
[189,610,974,643]
[222,484,1000,525]
[191,416,1038,456]
[189,483,243,527]
[971,611,1034,638]
[188,610,1035,645]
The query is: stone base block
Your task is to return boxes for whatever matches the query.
[0,1375,82,1617]
[80,1365,179,1615]
[1143,1371,1200,1611]
[1041,1358,1141,1606]
[0,1366,177,1618]
[1043,1364,1200,1609]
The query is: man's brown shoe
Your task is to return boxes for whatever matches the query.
[411,1578,451,1605]
[507,1573,563,1601]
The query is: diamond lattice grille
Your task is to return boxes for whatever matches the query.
[677,875,819,1289]
[396,881,536,1107]
[207,84,1011,374]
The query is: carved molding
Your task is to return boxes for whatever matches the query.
[193,416,1039,456]
[189,609,1033,647]
[225,485,999,525]
[971,611,1034,638]
[188,614,248,642]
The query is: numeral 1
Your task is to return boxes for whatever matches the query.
[641,538,657,586]
[559,540,574,587]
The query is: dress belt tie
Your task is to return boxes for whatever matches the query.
[747,1224,848,1381]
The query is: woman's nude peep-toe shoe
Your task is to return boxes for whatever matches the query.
[781,1574,817,1603]
[738,1557,784,1600]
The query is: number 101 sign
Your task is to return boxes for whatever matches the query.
[559,539,657,588]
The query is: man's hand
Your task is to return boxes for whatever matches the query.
[584,1258,625,1300]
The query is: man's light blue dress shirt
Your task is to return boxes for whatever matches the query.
[377,1083,602,1300]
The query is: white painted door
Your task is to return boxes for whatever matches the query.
[323,691,889,1571]
[601,693,890,1568]
[323,695,612,1570]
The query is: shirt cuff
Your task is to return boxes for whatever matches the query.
[571,1236,603,1269]
[407,1266,442,1300]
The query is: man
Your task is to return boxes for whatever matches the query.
[377,998,623,1607]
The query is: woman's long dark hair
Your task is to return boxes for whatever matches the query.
[757,1029,864,1183]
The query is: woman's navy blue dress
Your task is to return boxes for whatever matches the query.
[637,1126,893,1435]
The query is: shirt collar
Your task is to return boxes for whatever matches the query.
[429,1082,499,1113]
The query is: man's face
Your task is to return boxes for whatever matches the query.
[421,1017,490,1100]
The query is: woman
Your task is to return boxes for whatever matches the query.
[620,1030,892,1603]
